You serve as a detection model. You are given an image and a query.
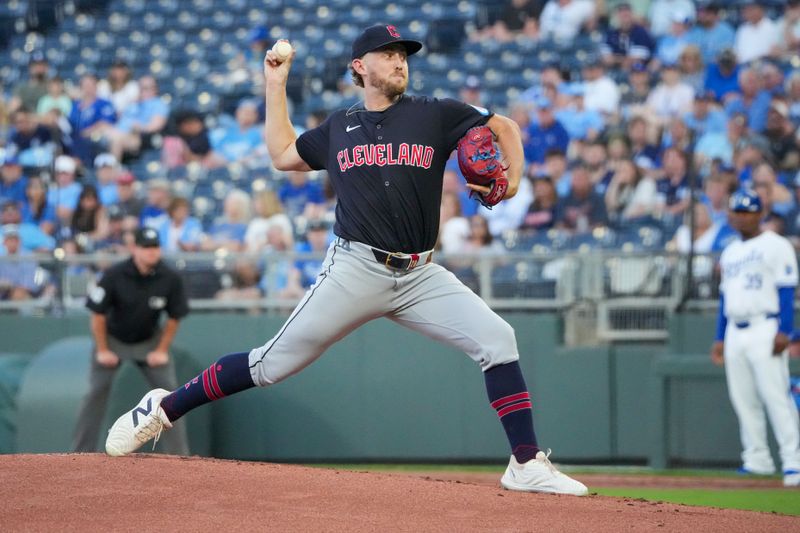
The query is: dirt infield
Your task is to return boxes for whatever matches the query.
[1,454,795,532]
[399,471,787,490]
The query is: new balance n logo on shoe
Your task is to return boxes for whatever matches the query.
[131,398,153,426]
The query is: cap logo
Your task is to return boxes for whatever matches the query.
[386,25,400,38]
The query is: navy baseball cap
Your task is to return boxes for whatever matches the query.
[729,189,762,213]
[351,24,422,60]
[1,152,20,166]
[29,50,47,64]
[134,227,161,247]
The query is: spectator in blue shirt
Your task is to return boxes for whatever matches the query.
[67,73,116,165]
[555,83,604,143]
[7,107,55,167]
[626,115,660,171]
[0,153,28,206]
[724,67,773,133]
[211,99,264,164]
[701,171,734,226]
[554,162,609,233]
[704,48,740,103]
[683,90,728,138]
[524,97,570,166]
[278,171,325,221]
[291,219,330,289]
[601,3,656,69]
[1,200,55,252]
[687,2,735,65]
[761,62,786,97]
[93,153,120,206]
[47,155,83,228]
[20,175,56,236]
[157,196,204,252]
[656,11,693,67]
[106,76,169,161]
[0,225,48,300]
[139,178,171,230]
[654,147,691,223]
[202,189,251,252]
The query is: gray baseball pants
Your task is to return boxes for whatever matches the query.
[248,237,519,386]
[72,333,189,454]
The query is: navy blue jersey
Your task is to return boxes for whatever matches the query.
[296,95,492,252]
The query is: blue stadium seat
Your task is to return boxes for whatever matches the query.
[491,262,557,299]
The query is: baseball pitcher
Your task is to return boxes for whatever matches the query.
[104,25,587,496]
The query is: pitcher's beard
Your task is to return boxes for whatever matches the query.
[370,74,407,99]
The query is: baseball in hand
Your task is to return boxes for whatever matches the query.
[272,40,292,63]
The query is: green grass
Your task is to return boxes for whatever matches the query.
[592,487,800,516]
[314,464,800,516]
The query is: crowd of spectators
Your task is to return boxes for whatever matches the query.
[3,0,800,302]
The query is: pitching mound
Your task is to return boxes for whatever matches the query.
[1,454,793,532]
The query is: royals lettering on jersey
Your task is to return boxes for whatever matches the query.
[719,231,798,320]
[337,143,435,172]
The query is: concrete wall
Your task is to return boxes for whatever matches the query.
[3,312,796,465]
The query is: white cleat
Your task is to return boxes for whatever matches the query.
[105,388,173,457]
[501,450,589,496]
[783,470,800,487]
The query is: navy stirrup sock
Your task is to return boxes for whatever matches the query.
[160,352,255,422]
[484,361,540,463]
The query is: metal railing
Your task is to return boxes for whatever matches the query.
[0,249,722,342]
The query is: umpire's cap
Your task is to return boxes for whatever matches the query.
[134,227,161,248]
[729,188,762,213]
[351,25,422,60]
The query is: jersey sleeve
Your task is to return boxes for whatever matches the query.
[718,248,729,294]
[166,273,190,320]
[438,98,494,153]
[773,236,799,287]
[295,116,332,170]
[85,271,114,314]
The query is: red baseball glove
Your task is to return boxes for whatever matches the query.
[456,125,509,208]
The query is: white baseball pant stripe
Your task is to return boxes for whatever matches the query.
[724,317,800,472]
[248,238,519,386]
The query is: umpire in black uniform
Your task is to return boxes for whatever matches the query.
[72,227,190,454]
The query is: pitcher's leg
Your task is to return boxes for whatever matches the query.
[161,242,386,423]
[248,244,385,385]
[390,266,518,370]
[390,265,539,461]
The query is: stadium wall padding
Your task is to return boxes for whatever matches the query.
[3,312,798,465]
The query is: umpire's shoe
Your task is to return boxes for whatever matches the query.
[105,389,173,456]
[501,450,589,496]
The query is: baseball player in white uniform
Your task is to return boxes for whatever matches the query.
[711,189,800,487]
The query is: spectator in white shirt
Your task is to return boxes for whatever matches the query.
[648,0,696,38]
[735,3,780,64]
[539,0,595,44]
[97,60,139,115]
[646,63,695,123]
[581,61,621,118]
[482,173,534,238]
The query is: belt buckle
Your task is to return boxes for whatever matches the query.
[385,251,405,269]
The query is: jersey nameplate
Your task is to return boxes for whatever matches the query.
[337,143,434,172]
